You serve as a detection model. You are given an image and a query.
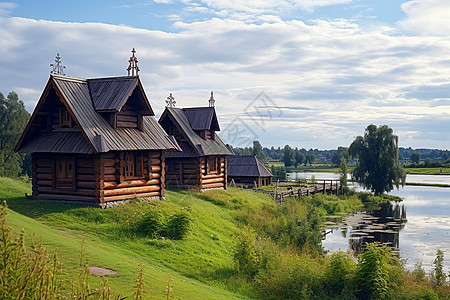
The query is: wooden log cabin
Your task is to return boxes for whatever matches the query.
[158,94,234,191]
[227,155,273,187]
[14,71,180,207]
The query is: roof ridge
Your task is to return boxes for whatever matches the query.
[87,75,138,81]
[51,74,87,83]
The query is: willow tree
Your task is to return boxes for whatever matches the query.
[349,124,405,195]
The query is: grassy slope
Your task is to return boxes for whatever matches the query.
[1,177,273,299]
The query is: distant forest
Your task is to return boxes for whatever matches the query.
[231,142,450,166]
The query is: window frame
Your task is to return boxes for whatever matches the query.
[59,107,73,128]
[122,152,145,180]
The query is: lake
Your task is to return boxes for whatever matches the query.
[288,171,450,273]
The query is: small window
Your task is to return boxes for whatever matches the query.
[122,152,144,179]
[56,158,74,182]
[207,157,219,174]
[59,107,72,128]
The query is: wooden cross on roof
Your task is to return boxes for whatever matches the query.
[208,91,215,107]
[50,53,66,75]
[166,93,176,108]
[127,48,140,76]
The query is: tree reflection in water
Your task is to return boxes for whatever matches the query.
[346,203,407,256]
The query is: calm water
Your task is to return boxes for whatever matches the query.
[288,172,450,272]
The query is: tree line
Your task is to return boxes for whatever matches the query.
[0,91,30,178]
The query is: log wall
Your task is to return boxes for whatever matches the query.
[33,150,166,204]
[165,158,201,189]
[33,153,96,202]
[98,151,164,203]
[199,156,227,190]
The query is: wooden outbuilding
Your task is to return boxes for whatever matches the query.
[158,94,234,191]
[15,71,180,207]
[227,155,273,187]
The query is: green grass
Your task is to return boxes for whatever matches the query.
[1,177,269,299]
[404,167,450,175]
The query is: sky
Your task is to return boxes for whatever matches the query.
[0,0,449,150]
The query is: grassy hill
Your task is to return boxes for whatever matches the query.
[1,177,275,299]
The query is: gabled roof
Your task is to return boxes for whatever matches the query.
[227,155,273,177]
[88,76,153,114]
[15,75,180,154]
[159,107,233,158]
[182,107,220,131]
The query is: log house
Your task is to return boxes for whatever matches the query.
[227,155,273,187]
[15,73,180,207]
[158,96,233,191]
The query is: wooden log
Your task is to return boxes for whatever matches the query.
[201,182,225,189]
[36,159,53,167]
[150,173,160,179]
[78,161,94,168]
[76,167,95,175]
[37,193,96,202]
[77,181,96,189]
[201,173,224,180]
[77,174,96,181]
[104,174,116,181]
[100,153,116,159]
[37,173,52,180]
[117,121,137,128]
[150,153,161,158]
[103,167,116,175]
[103,191,160,202]
[102,185,160,197]
[36,180,52,186]
[37,187,95,197]
[117,114,137,122]
[151,165,161,173]
[202,177,225,185]
[150,159,161,165]
[36,167,52,174]
[101,159,115,167]
[103,179,160,189]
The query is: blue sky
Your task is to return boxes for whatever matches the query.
[1,0,449,150]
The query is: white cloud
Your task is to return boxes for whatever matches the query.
[398,0,450,36]
[0,15,449,149]
[0,2,16,16]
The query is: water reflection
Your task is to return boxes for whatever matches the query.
[323,184,450,273]
[344,203,407,256]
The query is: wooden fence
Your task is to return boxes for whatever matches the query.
[253,179,342,204]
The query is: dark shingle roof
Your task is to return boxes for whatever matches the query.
[16,75,180,154]
[182,107,219,131]
[88,76,154,114]
[227,155,273,177]
[160,107,233,158]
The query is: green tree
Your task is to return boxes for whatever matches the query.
[294,148,305,167]
[306,149,316,165]
[410,151,421,164]
[349,124,406,195]
[0,91,30,177]
[339,157,348,193]
[252,140,266,163]
[283,145,294,167]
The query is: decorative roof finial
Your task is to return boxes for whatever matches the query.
[208,91,215,107]
[166,93,176,108]
[50,53,66,75]
[127,48,140,76]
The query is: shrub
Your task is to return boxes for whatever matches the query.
[137,211,167,238]
[0,201,62,299]
[164,211,192,240]
[324,251,356,296]
[431,249,446,287]
[356,243,392,300]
